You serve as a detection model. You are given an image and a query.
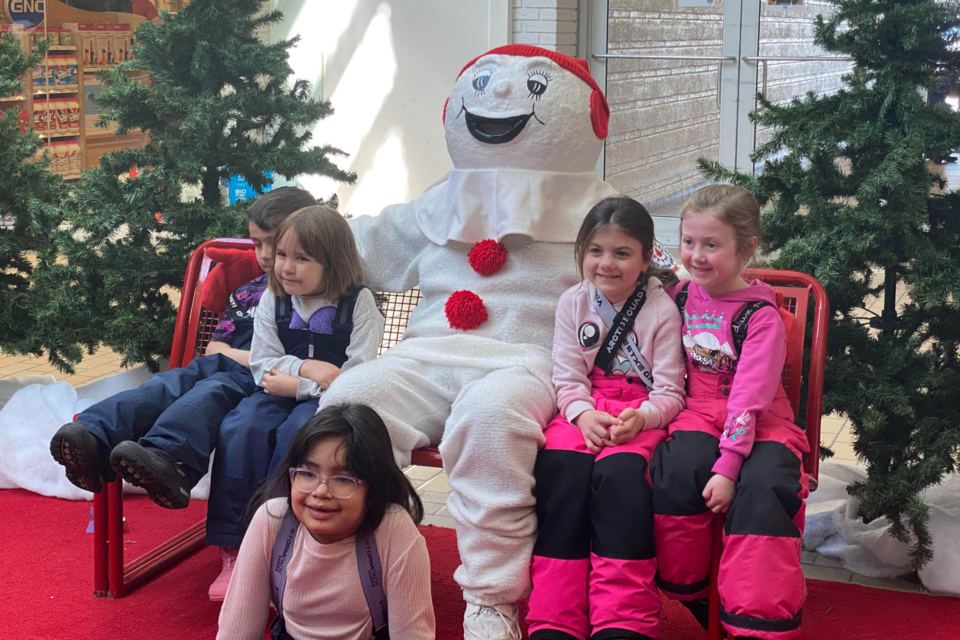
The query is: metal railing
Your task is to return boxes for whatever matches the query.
[592,53,854,104]
[742,55,854,97]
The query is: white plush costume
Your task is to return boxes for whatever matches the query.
[319,46,617,607]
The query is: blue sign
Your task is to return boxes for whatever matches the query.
[4,0,46,28]
[224,172,273,205]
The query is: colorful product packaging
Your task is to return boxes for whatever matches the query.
[96,24,112,66]
[112,24,131,64]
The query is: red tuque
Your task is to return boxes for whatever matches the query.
[468,239,508,276]
[445,290,488,331]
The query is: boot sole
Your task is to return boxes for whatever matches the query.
[50,427,105,493]
[110,444,191,510]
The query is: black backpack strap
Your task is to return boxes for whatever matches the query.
[730,301,772,356]
[674,281,691,320]
[275,294,293,325]
[335,285,367,329]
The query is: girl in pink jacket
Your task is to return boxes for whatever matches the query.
[527,197,686,640]
[651,185,810,640]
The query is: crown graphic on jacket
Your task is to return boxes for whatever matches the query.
[685,310,724,330]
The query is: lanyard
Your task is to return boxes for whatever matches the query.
[591,284,655,390]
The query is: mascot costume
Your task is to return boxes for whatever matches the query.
[319,45,675,639]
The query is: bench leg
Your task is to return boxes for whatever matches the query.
[93,490,109,597]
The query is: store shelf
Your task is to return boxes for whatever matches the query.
[47,45,77,50]
[34,87,80,95]
[0,95,27,102]
[38,129,81,138]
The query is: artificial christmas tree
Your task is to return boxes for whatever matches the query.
[0,23,72,366]
[702,0,960,566]
[46,0,355,371]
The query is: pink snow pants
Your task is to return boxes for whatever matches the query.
[650,367,810,640]
[528,370,666,640]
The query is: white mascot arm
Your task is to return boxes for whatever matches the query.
[348,204,431,293]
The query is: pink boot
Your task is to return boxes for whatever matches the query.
[208,546,239,602]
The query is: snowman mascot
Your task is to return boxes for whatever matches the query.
[321,45,621,639]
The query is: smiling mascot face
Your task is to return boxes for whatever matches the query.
[443,46,609,173]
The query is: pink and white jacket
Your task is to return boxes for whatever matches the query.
[668,280,788,481]
[552,277,686,429]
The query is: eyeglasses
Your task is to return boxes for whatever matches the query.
[289,468,365,499]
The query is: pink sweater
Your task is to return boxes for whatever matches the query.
[552,277,686,429]
[217,500,435,640]
[668,280,788,481]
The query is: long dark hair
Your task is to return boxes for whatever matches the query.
[255,403,424,539]
[574,196,680,287]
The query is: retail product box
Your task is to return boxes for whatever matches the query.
[111,24,131,64]
[65,24,98,67]
[95,23,113,66]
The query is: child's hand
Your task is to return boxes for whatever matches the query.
[702,474,736,514]
[298,360,343,390]
[609,407,646,445]
[573,410,619,453]
[263,369,299,398]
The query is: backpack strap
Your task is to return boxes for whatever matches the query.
[674,281,691,319]
[730,301,772,356]
[335,285,367,329]
[269,507,301,640]
[275,294,293,325]
[356,532,390,638]
[269,505,390,640]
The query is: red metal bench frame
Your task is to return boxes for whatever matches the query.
[92,241,827,629]
[704,267,828,639]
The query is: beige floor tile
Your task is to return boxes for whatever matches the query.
[421,514,456,529]
[813,554,846,569]
[419,473,451,494]
[423,501,447,516]
[419,491,450,506]
[0,362,38,376]
[802,564,854,583]
[404,466,443,481]
[830,440,860,464]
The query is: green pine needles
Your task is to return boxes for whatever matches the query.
[48,0,356,371]
[702,0,960,567]
[0,21,67,365]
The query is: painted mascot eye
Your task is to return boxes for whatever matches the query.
[472,68,493,95]
[527,70,551,100]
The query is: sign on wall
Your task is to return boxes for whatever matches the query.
[4,0,46,28]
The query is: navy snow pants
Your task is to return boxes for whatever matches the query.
[77,353,256,484]
[204,391,319,547]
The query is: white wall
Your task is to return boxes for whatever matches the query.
[271,0,511,218]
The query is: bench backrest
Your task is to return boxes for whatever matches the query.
[171,241,827,484]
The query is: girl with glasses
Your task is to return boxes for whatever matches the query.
[217,403,434,640]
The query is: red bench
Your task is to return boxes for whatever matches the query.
[93,236,828,640]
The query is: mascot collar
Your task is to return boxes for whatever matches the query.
[413,168,618,245]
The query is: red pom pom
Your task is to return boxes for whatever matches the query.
[468,239,508,276]
[445,290,488,331]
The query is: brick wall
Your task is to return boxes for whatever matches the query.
[512,0,579,57]
[756,0,851,149]
[603,0,724,210]
[602,0,849,212]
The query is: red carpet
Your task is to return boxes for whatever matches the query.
[2,488,958,639]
